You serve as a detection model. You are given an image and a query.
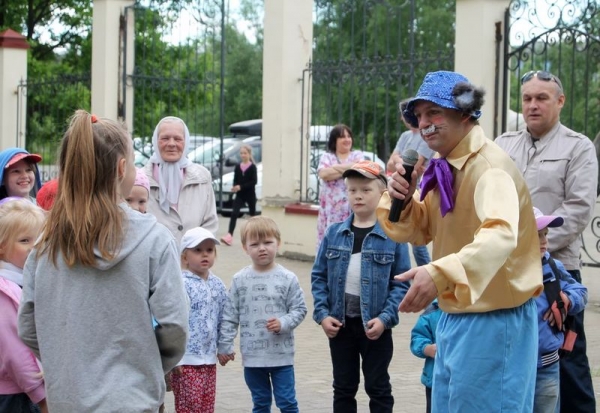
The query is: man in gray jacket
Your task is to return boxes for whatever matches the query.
[496,70,598,413]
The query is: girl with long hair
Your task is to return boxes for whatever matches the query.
[18,110,189,412]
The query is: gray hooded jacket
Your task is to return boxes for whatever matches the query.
[18,204,189,413]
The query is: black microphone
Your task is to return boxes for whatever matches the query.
[388,149,419,223]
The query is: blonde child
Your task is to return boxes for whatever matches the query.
[17,111,190,412]
[0,200,47,413]
[170,227,228,413]
[126,168,150,213]
[221,145,258,246]
[218,216,307,413]
[311,161,410,412]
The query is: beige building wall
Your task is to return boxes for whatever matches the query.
[261,0,315,259]
[455,0,508,138]
[91,0,135,120]
[0,29,29,149]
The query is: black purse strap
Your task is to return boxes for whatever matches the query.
[544,257,567,331]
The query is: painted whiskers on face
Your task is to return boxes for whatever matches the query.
[420,125,437,135]
[420,124,448,137]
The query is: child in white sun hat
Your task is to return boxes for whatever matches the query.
[170,227,228,413]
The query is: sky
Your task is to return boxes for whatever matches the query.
[161,0,262,45]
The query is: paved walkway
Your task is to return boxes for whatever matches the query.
[165,215,600,412]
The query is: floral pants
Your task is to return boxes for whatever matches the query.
[170,364,217,413]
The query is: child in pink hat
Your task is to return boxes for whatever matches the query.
[532,206,587,413]
[126,168,150,213]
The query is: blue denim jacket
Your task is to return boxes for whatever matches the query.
[311,214,411,329]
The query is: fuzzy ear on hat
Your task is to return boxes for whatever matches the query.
[452,82,485,115]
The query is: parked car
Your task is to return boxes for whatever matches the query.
[229,119,262,137]
[213,149,385,216]
[209,137,262,179]
[134,134,216,167]
[188,119,263,177]
[134,148,150,168]
[187,138,242,167]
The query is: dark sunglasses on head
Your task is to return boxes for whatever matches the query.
[520,70,563,91]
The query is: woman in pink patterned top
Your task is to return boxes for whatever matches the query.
[316,124,364,250]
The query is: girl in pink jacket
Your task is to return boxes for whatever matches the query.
[0,199,47,413]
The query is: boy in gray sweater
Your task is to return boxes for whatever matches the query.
[218,216,307,413]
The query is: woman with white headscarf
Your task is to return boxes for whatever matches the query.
[143,116,218,242]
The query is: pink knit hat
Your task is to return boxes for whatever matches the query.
[135,168,150,193]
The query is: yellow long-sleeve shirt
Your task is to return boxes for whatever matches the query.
[377,125,543,313]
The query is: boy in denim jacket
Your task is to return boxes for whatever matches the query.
[533,207,587,413]
[311,161,411,413]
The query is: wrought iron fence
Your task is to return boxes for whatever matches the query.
[124,0,227,174]
[502,0,600,266]
[502,0,600,137]
[299,0,455,204]
[17,73,91,182]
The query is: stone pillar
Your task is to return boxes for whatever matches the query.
[91,0,135,120]
[455,0,507,138]
[0,29,29,149]
[123,5,135,134]
[261,0,314,259]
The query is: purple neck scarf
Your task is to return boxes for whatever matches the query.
[420,158,455,216]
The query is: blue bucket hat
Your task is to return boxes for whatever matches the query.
[403,71,483,128]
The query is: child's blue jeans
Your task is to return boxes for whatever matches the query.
[243,365,298,413]
[534,361,560,413]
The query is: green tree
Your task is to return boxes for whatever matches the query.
[221,24,262,127]
[130,3,263,143]
[0,0,92,61]
[310,0,456,160]
[0,0,93,162]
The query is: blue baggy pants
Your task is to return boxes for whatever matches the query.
[432,299,537,413]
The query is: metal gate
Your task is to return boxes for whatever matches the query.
[501,0,600,266]
[299,0,455,204]
[123,0,227,164]
[17,74,91,182]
